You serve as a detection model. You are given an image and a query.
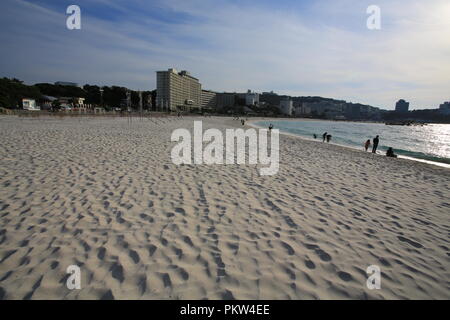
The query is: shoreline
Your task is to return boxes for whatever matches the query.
[247,119,450,170]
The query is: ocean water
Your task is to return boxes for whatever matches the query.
[255,120,450,166]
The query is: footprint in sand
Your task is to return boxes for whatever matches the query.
[304,259,316,269]
[97,247,106,260]
[281,241,295,255]
[110,262,125,283]
[100,289,115,300]
[137,275,147,295]
[397,236,423,248]
[338,271,353,282]
[161,273,172,288]
[129,250,140,264]
[147,244,157,257]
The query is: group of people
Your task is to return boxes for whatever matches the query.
[363,135,396,157]
[321,132,332,143]
[268,123,398,159]
[234,117,247,125]
[314,132,397,158]
[364,135,379,153]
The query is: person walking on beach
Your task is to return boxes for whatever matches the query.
[322,132,327,142]
[326,134,332,143]
[372,135,379,153]
[364,139,371,151]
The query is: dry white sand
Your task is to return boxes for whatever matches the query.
[0,115,449,300]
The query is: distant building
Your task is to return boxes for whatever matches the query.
[55,81,78,87]
[22,98,39,111]
[300,102,312,115]
[57,97,73,109]
[300,101,344,117]
[216,92,236,110]
[395,99,409,112]
[245,90,259,106]
[156,68,202,111]
[279,98,293,116]
[73,97,85,106]
[439,101,450,115]
[39,95,57,110]
[294,106,304,116]
[260,91,283,106]
[200,90,217,110]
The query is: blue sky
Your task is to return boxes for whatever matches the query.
[0,0,449,109]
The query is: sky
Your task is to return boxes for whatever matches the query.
[0,0,449,110]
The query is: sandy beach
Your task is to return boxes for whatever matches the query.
[0,115,449,300]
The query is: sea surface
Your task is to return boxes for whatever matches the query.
[255,119,450,167]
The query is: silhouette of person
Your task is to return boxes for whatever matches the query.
[364,139,371,151]
[326,134,332,143]
[322,132,327,142]
[269,124,273,131]
[386,147,397,158]
[313,134,317,139]
[372,135,379,153]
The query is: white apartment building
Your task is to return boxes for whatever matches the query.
[156,68,202,111]
[279,99,293,116]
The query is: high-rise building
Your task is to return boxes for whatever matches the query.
[216,92,236,110]
[200,90,217,110]
[245,90,259,106]
[279,98,293,116]
[260,91,283,106]
[439,101,450,115]
[156,68,202,111]
[395,99,409,112]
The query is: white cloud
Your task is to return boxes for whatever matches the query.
[0,0,449,109]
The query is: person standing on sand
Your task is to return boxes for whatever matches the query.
[372,135,379,153]
[322,132,327,142]
[364,139,371,151]
[326,134,332,143]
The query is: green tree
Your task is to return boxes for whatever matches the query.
[0,77,42,109]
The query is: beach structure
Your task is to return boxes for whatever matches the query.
[73,97,85,106]
[39,95,57,110]
[156,68,202,112]
[139,91,143,114]
[22,98,40,111]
